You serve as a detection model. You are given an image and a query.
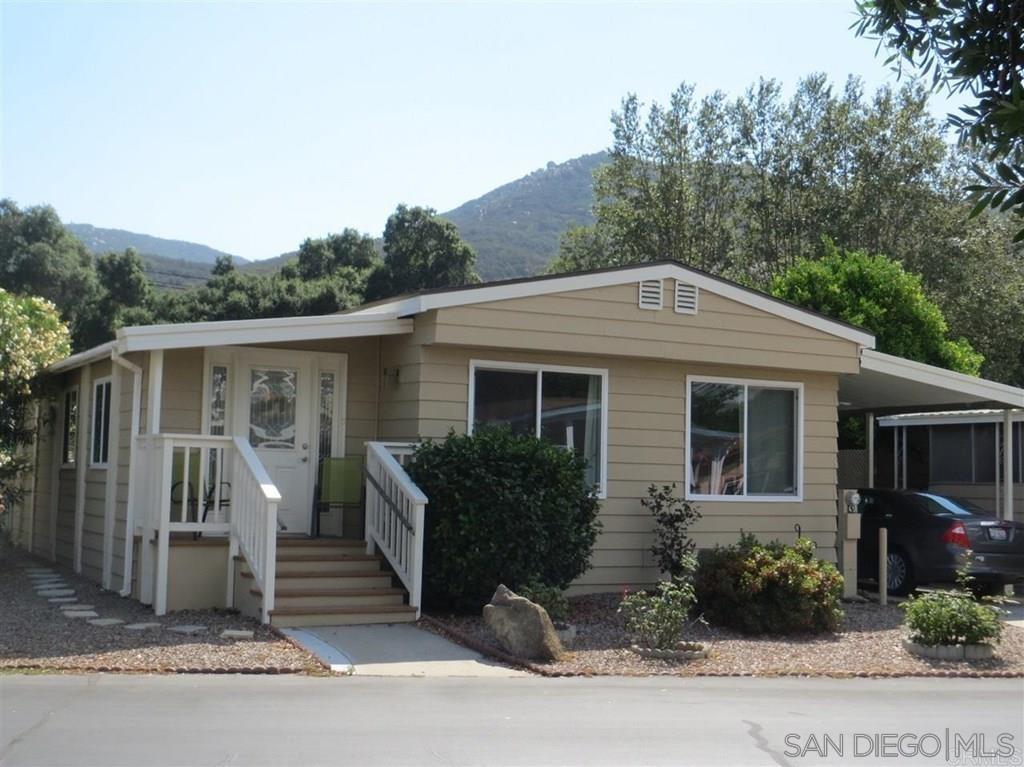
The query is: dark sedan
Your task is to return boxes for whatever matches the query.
[856,489,1024,595]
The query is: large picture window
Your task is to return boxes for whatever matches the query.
[469,361,607,495]
[90,377,112,467]
[687,377,801,500]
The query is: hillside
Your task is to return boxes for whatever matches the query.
[441,151,605,280]
[67,150,606,289]
[67,223,246,266]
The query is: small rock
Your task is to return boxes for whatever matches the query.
[123,622,162,631]
[482,584,564,661]
[220,629,254,640]
[38,589,75,598]
[64,610,100,619]
[88,618,126,627]
[168,625,207,635]
[48,597,78,604]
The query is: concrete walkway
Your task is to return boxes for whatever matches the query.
[283,623,528,677]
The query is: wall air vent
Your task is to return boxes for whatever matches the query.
[674,281,699,315]
[638,279,663,310]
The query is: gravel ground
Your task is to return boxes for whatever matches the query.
[0,548,322,674]
[430,593,1024,677]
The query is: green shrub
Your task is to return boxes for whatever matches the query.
[902,590,1003,646]
[406,426,602,612]
[643,483,702,579]
[519,581,570,623]
[694,533,844,635]
[619,574,697,650]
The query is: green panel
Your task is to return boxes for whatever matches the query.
[319,456,363,504]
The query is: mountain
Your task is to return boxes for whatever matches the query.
[67,223,246,266]
[66,150,606,289]
[441,151,605,280]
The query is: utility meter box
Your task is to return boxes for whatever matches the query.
[837,489,862,599]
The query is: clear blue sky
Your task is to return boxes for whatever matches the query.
[1,1,955,261]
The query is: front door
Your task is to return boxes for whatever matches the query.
[241,363,313,533]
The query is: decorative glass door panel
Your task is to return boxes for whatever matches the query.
[249,368,298,449]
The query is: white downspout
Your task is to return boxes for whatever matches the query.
[111,350,143,597]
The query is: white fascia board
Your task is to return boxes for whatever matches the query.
[878,408,1023,428]
[116,314,412,352]
[863,349,1024,410]
[349,263,876,347]
[48,341,116,373]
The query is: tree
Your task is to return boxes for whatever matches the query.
[0,199,98,343]
[771,243,982,374]
[297,228,379,280]
[0,289,70,506]
[366,205,478,301]
[855,0,1024,239]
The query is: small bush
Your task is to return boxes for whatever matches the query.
[519,581,570,623]
[694,533,843,635]
[407,426,601,612]
[643,483,702,579]
[902,591,1003,647]
[619,575,697,650]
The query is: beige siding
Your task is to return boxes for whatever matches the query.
[425,283,862,375]
[30,401,57,559]
[54,366,81,570]
[412,342,841,593]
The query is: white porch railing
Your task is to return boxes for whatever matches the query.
[230,437,280,623]
[136,433,280,622]
[364,441,428,616]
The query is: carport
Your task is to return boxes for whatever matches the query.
[839,350,1024,522]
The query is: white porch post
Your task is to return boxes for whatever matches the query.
[1004,410,1014,522]
[866,412,875,489]
[147,350,163,435]
[892,428,898,489]
[139,350,164,606]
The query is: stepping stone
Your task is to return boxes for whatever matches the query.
[88,618,125,627]
[63,610,99,619]
[167,625,207,635]
[220,629,254,640]
[38,589,75,598]
[48,597,78,604]
[28,574,59,580]
[26,569,55,574]
[123,622,162,631]
[61,604,94,611]
[34,582,68,589]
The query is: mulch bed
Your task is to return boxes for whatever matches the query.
[425,593,1024,678]
[0,547,324,675]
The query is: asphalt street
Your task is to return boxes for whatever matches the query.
[1,675,1021,766]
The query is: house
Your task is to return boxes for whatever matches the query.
[8,262,1024,626]
[871,409,1023,520]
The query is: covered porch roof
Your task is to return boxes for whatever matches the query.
[839,350,1024,414]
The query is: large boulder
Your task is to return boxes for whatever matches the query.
[483,584,564,661]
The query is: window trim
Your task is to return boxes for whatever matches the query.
[61,386,79,468]
[685,375,804,503]
[89,376,113,469]
[468,359,609,499]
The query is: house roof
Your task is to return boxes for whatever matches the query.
[346,260,878,347]
[877,408,1024,427]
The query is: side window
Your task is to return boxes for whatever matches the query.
[90,378,112,466]
[62,388,79,465]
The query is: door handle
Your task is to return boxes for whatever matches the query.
[301,456,308,463]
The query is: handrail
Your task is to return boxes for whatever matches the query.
[231,436,280,623]
[364,441,428,616]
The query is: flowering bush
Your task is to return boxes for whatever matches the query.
[694,533,843,635]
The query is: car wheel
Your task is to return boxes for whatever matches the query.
[887,550,915,596]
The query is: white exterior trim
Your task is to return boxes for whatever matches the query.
[350,263,876,347]
[878,409,1023,428]
[862,350,1024,409]
[685,374,805,503]
[467,359,610,499]
[49,341,115,374]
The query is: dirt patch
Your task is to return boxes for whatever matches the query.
[0,549,322,674]
[427,593,1024,678]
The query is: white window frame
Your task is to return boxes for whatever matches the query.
[685,375,804,503]
[468,359,609,499]
[90,376,113,469]
[61,386,79,468]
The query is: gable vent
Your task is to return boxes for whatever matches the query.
[638,279,663,310]
[674,280,699,315]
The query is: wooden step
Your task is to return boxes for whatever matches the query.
[253,586,406,608]
[269,604,417,628]
[241,569,395,589]
[275,555,382,574]
[276,538,364,548]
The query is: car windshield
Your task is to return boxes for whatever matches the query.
[911,492,987,518]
